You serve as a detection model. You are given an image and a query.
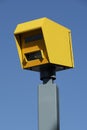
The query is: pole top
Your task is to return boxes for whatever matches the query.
[40,64,56,84]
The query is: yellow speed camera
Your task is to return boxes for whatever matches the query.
[14,17,74,72]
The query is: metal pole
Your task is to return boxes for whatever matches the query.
[38,65,60,130]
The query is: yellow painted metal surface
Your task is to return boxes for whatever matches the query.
[14,18,45,34]
[42,18,74,67]
[14,17,74,71]
[14,35,23,68]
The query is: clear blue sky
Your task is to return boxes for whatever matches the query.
[0,0,87,130]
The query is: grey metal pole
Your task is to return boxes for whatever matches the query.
[38,65,60,130]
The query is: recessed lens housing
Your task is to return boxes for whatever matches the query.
[25,51,42,61]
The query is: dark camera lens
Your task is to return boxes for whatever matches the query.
[25,51,42,61]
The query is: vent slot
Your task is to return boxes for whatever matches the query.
[25,34,43,43]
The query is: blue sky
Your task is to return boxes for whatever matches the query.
[0,0,87,130]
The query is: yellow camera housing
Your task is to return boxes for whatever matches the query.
[14,17,74,72]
